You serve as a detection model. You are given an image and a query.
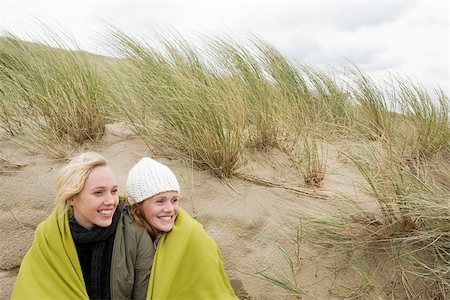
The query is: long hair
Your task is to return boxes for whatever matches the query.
[55,152,108,211]
[129,201,159,241]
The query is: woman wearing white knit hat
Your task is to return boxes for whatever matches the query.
[126,157,238,299]
[127,157,181,241]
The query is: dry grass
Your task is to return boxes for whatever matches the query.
[299,142,450,298]
[107,31,246,177]
[1,27,448,298]
[0,153,27,173]
[0,30,111,157]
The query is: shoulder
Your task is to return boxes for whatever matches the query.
[114,203,154,255]
[119,203,149,238]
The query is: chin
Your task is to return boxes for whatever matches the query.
[97,221,113,228]
[159,226,173,232]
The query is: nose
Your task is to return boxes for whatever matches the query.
[103,194,116,205]
[163,202,174,212]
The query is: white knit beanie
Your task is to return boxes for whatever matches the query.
[126,157,180,204]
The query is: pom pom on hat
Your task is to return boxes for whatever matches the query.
[126,157,180,204]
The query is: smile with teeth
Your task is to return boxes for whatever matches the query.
[99,210,113,216]
[159,216,173,221]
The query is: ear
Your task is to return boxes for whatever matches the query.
[68,197,76,206]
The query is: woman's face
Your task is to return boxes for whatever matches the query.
[70,166,119,230]
[141,191,179,233]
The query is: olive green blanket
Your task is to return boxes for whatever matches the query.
[12,206,237,300]
[11,205,88,299]
[147,209,238,299]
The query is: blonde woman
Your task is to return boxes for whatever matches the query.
[12,152,153,300]
[126,157,238,299]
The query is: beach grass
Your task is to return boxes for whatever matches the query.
[298,141,449,298]
[0,31,110,158]
[0,28,448,298]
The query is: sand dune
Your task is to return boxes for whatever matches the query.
[0,123,367,299]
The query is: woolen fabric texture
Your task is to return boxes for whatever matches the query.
[11,201,154,300]
[11,205,89,300]
[147,208,238,299]
[70,207,120,300]
[126,157,180,204]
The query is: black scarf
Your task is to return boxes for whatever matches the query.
[70,207,121,300]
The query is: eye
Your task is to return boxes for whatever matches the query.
[172,198,178,203]
[111,188,118,194]
[154,199,163,204]
[94,190,103,195]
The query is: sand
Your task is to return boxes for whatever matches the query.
[0,123,367,299]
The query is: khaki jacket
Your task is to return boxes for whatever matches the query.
[111,202,155,299]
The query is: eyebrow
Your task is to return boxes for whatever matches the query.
[90,185,118,191]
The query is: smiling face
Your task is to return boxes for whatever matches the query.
[69,165,119,230]
[140,191,179,233]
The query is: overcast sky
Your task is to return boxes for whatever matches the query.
[0,1,449,95]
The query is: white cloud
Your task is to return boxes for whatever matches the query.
[0,1,448,94]
[329,2,413,31]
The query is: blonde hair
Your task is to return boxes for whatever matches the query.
[55,152,108,211]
